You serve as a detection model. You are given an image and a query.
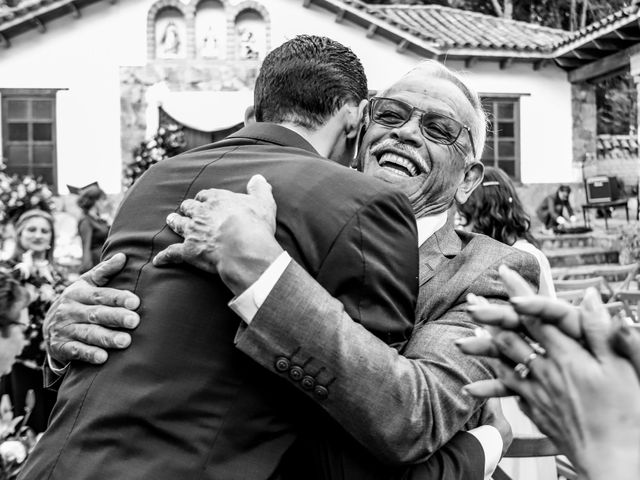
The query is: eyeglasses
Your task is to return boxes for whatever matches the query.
[369,97,476,159]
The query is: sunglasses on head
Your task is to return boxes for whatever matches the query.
[369,97,476,159]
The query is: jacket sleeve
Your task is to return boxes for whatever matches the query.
[401,431,484,480]
[235,249,539,464]
[311,188,418,349]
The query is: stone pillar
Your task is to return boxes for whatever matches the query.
[571,82,597,165]
[629,51,640,185]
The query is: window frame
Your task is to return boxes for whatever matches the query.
[1,88,59,193]
[480,96,522,182]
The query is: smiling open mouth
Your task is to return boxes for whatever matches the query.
[378,152,420,177]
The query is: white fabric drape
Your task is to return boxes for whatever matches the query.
[159,91,253,132]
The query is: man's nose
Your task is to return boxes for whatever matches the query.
[390,117,423,147]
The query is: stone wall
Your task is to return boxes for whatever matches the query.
[572,82,597,166]
[120,60,260,186]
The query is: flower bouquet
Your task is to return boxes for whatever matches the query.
[0,167,55,226]
[0,392,38,480]
[123,124,186,189]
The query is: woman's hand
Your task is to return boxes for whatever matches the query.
[459,277,640,480]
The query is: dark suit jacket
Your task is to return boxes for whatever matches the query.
[234,222,541,478]
[19,123,418,480]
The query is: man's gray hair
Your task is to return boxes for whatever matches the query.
[392,60,487,163]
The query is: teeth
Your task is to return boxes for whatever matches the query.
[378,153,419,177]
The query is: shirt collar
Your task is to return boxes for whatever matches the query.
[417,211,448,246]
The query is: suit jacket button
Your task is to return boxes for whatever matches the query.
[289,365,304,381]
[314,385,329,400]
[301,376,315,390]
[275,357,290,372]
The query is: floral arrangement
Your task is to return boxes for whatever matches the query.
[9,252,67,368]
[617,223,640,265]
[0,393,38,479]
[123,124,186,188]
[0,168,55,226]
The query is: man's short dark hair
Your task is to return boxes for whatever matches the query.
[254,35,368,129]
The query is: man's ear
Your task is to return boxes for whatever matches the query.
[344,99,368,140]
[455,161,484,204]
[244,105,256,126]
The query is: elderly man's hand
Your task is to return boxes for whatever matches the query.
[44,253,140,366]
[477,398,512,457]
[153,175,284,295]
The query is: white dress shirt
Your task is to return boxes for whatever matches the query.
[229,211,502,478]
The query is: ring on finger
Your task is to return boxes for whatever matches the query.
[513,352,539,379]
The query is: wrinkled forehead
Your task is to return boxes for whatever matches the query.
[382,69,476,124]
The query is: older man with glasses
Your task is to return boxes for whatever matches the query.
[40,60,540,479]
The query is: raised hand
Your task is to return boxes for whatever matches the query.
[460,284,640,480]
[44,253,140,366]
[465,265,581,336]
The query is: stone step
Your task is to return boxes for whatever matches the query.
[544,246,619,268]
[538,233,619,250]
[551,263,625,279]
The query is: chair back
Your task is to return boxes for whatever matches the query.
[492,436,574,480]
[598,264,640,300]
[556,289,589,305]
[554,276,605,292]
[554,277,607,303]
[616,290,640,322]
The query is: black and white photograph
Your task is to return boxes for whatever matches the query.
[0,0,639,479]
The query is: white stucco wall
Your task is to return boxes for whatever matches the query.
[446,60,573,184]
[0,0,573,192]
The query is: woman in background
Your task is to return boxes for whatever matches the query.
[76,184,110,274]
[456,167,556,480]
[536,184,576,231]
[1,210,66,432]
[0,270,29,376]
[457,166,555,298]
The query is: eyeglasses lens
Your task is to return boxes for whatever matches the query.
[371,98,461,145]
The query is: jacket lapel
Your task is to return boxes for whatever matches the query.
[418,223,462,286]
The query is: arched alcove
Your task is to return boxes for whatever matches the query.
[233,5,269,60]
[147,0,189,60]
[195,0,227,59]
[156,8,187,59]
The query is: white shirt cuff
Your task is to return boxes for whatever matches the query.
[47,353,70,376]
[228,251,292,324]
[468,425,503,480]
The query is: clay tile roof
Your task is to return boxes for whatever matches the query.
[597,134,639,157]
[358,3,568,53]
[0,0,97,34]
[554,5,640,49]
[0,0,51,25]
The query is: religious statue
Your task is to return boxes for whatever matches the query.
[238,27,259,60]
[160,21,181,57]
[201,26,219,58]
